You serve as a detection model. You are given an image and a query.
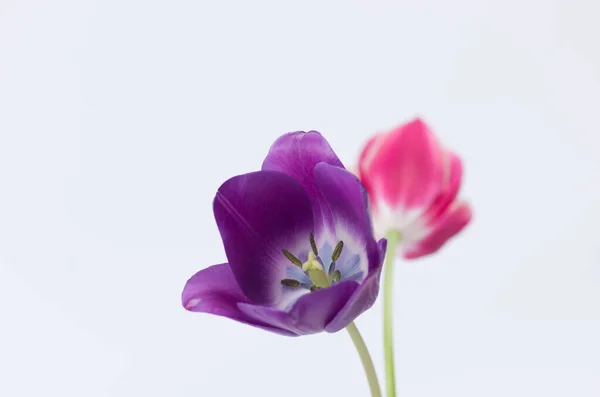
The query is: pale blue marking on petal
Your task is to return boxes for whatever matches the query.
[318,242,334,273]
[285,265,312,285]
[338,253,362,280]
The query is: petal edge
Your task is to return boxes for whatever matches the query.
[182,264,296,336]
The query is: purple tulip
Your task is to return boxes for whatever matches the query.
[182,131,387,336]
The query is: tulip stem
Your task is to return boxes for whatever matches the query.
[383,230,401,397]
[346,321,382,397]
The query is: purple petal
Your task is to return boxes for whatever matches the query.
[325,238,387,333]
[325,268,382,333]
[314,163,382,272]
[214,171,314,305]
[182,264,296,336]
[262,131,344,234]
[313,162,372,241]
[376,238,388,272]
[238,281,359,336]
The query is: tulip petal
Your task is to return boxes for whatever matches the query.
[404,202,472,259]
[424,150,464,223]
[360,119,445,211]
[214,171,314,305]
[313,163,372,241]
[182,264,296,336]
[262,131,344,235]
[238,280,359,336]
[326,238,387,332]
[313,163,381,273]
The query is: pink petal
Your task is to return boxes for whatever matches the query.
[359,119,446,212]
[403,201,472,259]
[423,150,464,225]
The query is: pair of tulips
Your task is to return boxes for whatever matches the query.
[182,118,472,396]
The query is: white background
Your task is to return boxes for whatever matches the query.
[1,0,599,396]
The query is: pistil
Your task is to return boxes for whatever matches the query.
[302,251,330,288]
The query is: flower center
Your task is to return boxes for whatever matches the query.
[280,233,343,292]
[303,251,330,288]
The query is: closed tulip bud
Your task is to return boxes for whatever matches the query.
[357,118,472,259]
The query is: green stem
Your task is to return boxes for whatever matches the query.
[383,230,400,397]
[346,322,382,397]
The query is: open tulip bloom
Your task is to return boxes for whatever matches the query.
[183,131,387,396]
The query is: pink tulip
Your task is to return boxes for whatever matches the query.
[357,118,472,259]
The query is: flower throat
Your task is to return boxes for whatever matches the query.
[280,233,343,291]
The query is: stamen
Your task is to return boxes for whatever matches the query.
[332,241,344,261]
[332,270,341,282]
[310,285,319,292]
[309,233,318,256]
[328,261,336,278]
[282,249,302,267]
[281,279,300,287]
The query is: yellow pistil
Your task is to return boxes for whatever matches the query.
[302,251,330,288]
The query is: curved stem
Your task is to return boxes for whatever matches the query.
[383,230,400,397]
[346,322,382,397]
